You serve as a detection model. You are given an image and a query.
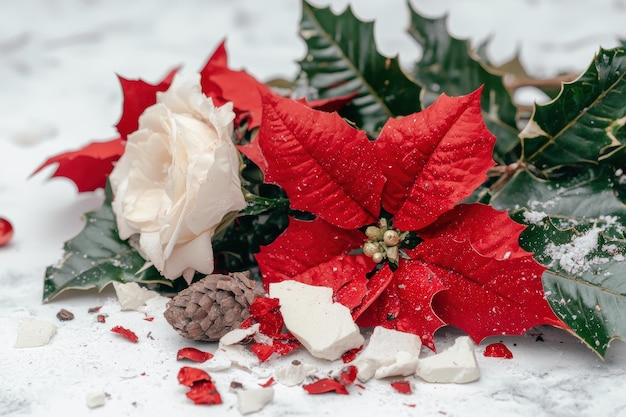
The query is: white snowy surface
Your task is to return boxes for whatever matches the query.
[2,0,626,416]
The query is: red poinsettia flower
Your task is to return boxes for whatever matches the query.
[251,88,566,350]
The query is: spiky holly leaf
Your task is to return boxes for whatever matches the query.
[43,182,167,302]
[374,88,495,230]
[115,68,178,139]
[521,47,626,172]
[298,1,422,135]
[257,91,386,229]
[32,138,125,192]
[407,6,519,165]
[513,210,626,357]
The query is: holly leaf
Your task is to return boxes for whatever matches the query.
[298,1,422,135]
[374,88,496,230]
[257,91,386,229]
[521,47,626,172]
[32,138,125,192]
[43,182,168,302]
[513,211,626,357]
[115,68,178,139]
[407,6,519,165]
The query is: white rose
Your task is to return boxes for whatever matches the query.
[109,73,246,282]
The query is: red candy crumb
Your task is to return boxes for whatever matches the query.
[484,342,513,359]
[177,347,213,363]
[391,381,412,394]
[0,217,14,246]
[177,366,222,405]
[303,378,349,395]
[110,325,138,343]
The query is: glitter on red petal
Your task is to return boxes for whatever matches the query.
[186,380,222,405]
[303,379,349,395]
[177,366,212,387]
[483,342,513,359]
[259,377,275,388]
[341,345,363,363]
[338,365,358,386]
[110,325,138,343]
[177,347,214,363]
[250,343,274,362]
[391,381,412,394]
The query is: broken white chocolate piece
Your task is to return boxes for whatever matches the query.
[85,391,106,408]
[275,361,318,386]
[220,323,260,346]
[351,326,422,381]
[14,318,57,348]
[415,336,480,383]
[215,343,259,370]
[269,280,364,361]
[374,351,419,379]
[237,387,274,415]
[113,282,159,311]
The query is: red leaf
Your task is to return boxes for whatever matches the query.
[32,138,125,192]
[303,379,349,395]
[390,381,412,394]
[177,347,214,363]
[257,91,385,229]
[115,68,177,139]
[484,342,513,359]
[411,235,566,344]
[250,343,274,362]
[110,325,138,343]
[186,380,222,405]
[355,261,446,351]
[297,91,358,113]
[200,40,271,129]
[374,88,495,230]
[177,366,211,387]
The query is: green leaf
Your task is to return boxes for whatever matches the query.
[43,182,168,302]
[298,0,422,135]
[512,211,626,356]
[240,194,290,217]
[521,47,626,172]
[406,6,520,164]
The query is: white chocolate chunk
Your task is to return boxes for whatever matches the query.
[113,282,159,311]
[220,323,260,346]
[275,362,318,386]
[14,318,57,348]
[237,387,274,415]
[85,391,106,408]
[351,326,422,381]
[269,281,364,361]
[415,336,480,383]
[215,343,259,370]
[374,351,419,379]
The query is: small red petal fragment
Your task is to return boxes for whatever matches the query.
[177,347,214,363]
[186,380,222,405]
[110,325,138,343]
[249,297,284,336]
[338,366,358,386]
[88,306,102,313]
[272,339,300,356]
[483,342,513,359]
[0,218,14,246]
[250,343,274,362]
[177,366,212,387]
[259,377,275,388]
[143,317,154,322]
[391,381,412,394]
[97,314,107,323]
[303,379,349,395]
[341,346,363,364]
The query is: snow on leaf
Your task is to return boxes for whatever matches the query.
[257,91,386,229]
[375,88,496,231]
[31,138,125,192]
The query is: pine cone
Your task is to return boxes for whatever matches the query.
[164,271,264,341]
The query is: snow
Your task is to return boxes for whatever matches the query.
[2,0,626,416]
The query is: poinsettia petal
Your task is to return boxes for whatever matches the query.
[355,261,446,351]
[237,136,268,173]
[411,236,566,343]
[419,203,529,260]
[115,69,178,139]
[375,88,495,230]
[199,40,271,129]
[257,91,385,229]
[32,138,125,192]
